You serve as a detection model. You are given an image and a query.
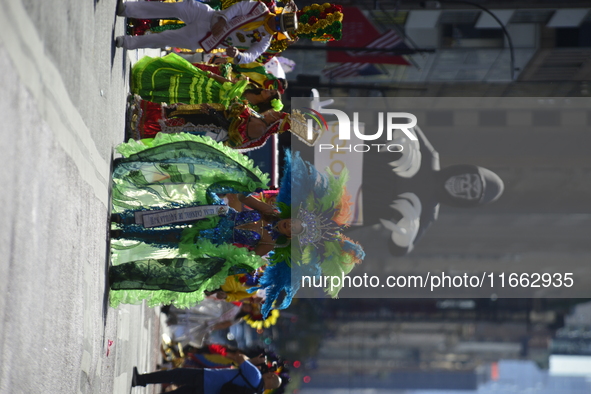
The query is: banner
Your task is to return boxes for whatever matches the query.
[134,205,229,228]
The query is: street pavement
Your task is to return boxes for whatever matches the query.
[0,0,164,392]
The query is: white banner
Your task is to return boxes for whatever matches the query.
[134,205,230,228]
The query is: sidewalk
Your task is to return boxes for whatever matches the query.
[109,46,168,394]
[111,304,163,394]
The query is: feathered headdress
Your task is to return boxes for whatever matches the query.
[256,151,365,317]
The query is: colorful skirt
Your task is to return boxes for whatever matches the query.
[131,53,248,105]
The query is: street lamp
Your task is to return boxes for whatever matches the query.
[421,0,518,80]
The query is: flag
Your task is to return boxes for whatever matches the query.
[322,63,384,79]
[346,30,409,58]
[327,7,410,66]
[323,29,409,78]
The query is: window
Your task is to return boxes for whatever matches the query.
[441,23,504,48]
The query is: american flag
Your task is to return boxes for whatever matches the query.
[322,63,384,79]
[323,30,410,78]
[346,30,407,57]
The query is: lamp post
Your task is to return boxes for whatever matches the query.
[421,0,518,80]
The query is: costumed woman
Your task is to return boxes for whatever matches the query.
[108,134,366,315]
[128,95,289,151]
[109,134,279,308]
[110,187,299,257]
[131,53,282,108]
[253,150,366,318]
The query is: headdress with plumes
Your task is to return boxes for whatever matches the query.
[255,151,365,317]
[259,189,279,204]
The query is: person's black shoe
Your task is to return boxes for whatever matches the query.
[131,367,145,387]
[112,157,124,168]
[110,229,123,239]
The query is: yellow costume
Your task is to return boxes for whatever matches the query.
[220,274,253,302]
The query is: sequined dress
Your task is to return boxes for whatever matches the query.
[109,134,270,308]
[113,209,272,250]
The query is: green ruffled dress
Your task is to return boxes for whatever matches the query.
[131,53,249,105]
[109,134,269,308]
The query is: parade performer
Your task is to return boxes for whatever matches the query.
[108,135,273,308]
[127,95,288,151]
[254,151,366,318]
[216,1,344,63]
[108,137,365,313]
[182,345,287,384]
[131,53,282,108]
[131,352,281,392]
[115,0,298,65]
[134,2,344,64]
[166,298,259,346]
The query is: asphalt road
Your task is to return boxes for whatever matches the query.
[0,1,161,393]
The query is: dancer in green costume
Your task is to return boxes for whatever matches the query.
[131,53,250,106]
[109,134,274,308]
